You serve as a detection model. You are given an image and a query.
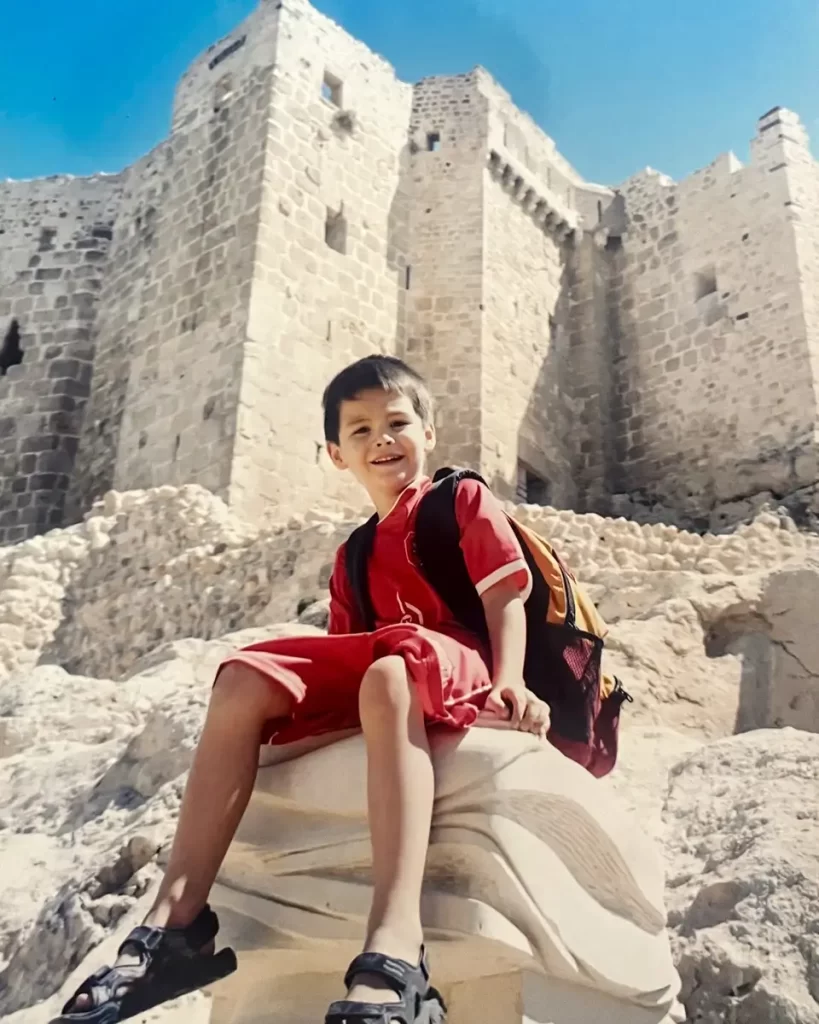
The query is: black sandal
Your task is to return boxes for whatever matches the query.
[50,904,237,1023]
[325,947,446,1024]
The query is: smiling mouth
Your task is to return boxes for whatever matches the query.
[370,454,404,466]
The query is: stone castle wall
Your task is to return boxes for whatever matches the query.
[603,108,819,529]
[234,0,414,522]
[403,73,488,473]
[1,0,818,545]
[401,69,586,496]
[480,69,580,505]
[80,5,281,513]
[0,176,123,546]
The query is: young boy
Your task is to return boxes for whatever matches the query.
[56,355,550,1024]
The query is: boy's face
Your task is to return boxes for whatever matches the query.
[327,388,435,504]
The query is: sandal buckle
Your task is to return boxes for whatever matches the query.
[125,925,165,953]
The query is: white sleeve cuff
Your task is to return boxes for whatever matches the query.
[474,559,533,603]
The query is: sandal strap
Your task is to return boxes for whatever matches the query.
[54,909,233,1023]
[343,948,429,995]
[177,904,220,948]
[117,904,219,960]
[325,999,412,1023]
[119,925,165,956]
[59,962,147,1016]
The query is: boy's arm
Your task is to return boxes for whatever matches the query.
[481,579,528,725]
[455,478,548,734]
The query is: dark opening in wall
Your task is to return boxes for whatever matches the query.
[325,207,347,254]
[694,267,718,301]
[597,200,603,223]
[516,462,551,506]
[208,35,246,71]
[0,319,23,376]
[404,265,412,289]
[38,228,57,252]
[213,73,234,112]
[426,133,441,152]
[322,71,343,107]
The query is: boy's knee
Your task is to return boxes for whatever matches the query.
[212,662,283,719]
[359,656,414,718]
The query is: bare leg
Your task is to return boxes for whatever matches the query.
[146,662,292,927]
[346,655,434,1006]
[72,663,291,1010]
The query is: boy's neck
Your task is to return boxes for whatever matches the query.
[369,473,427,521]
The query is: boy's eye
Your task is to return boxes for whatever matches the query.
[352,426,369,436]
[390,420,408,429]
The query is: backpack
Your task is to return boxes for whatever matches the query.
[343,467,632,778]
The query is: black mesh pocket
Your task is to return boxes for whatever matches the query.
[523,623,603,744]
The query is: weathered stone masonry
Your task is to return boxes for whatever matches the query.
[1,0,818,545]
[0,176,123,545]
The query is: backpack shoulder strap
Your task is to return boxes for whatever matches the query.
[343,513,379,632]
[415,467,489,641]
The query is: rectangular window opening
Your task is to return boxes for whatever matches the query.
[38,228,57,252]
[694,267,718,301]
[516,462,551,506]
[1,318,23,376]
[322,71,343,107]
[404,265,412,289]
[213,74,234,112]
[208,35,247,71]
[426,132,441,152]
[325,207,347,254]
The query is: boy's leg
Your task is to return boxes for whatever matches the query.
[346,655,435,1006]
[145,662,293,927]
[69,663,291,1011]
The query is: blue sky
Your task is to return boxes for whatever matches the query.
[1,0,817,186]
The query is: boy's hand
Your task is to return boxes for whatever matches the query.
[484,681,551,737]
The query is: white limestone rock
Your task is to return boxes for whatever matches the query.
[3,485,819,1022]
[664,729,819,1024]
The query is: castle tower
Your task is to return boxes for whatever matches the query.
[65,0,415,526]
[402,70,604,506]
[751,108,819,471]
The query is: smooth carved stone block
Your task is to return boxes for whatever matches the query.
[211,727,680,1023]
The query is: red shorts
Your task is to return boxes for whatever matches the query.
[217,624,494,745]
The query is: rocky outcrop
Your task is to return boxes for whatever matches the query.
[665,730,819,1024]
[2,485,818,685]
[2,484,819,1022]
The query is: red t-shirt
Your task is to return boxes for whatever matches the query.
[328,477,531,643]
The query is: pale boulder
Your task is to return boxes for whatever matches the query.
[207,727,681,1024]
[664,728,819,1024]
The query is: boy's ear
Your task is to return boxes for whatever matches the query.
[424,421,436,453]
[326,441,347,470]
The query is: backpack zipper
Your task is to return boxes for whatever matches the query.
[610,677,633,705]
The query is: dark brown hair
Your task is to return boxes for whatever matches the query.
[322,355,433,444]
